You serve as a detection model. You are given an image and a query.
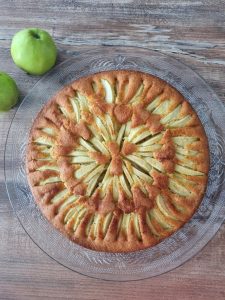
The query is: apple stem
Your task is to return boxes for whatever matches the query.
[30,31,40,39]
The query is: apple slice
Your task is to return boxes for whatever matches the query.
[172,136,198,146]
[102,213,113,237]
[134,175,148,194]
[75,162,97,179]
[122,163,134,186]
[73,207,87,232]
[132,130,153,144]
[173,173,196,186]
[40,148,51,154]
[119,174,132,197]
[83,165,105,183]
[169,178,191,197]
[125,121,131,136]
[146,213,161,237]
[127,124,146,142]
[105,114,116,140]
[175,153,196,169]
[150,208,174,230]
[126,154,152,173]
[75,144,87,152]
[37,145,51,154]
[64,207,76,224]
[116,124,126,146]
[146,97,161,112]
[130,84,144,104]
[139,133,162,146]
[77,92,88,109]
[89,214,101,238]
[69,150,88,157]
[92,82,98,93]
[91,137,110,156]
[113,176,120,200]
[132,173,148,194]
[145,157,164,172]
[86,173,102,196]
[51,189,68,204]
[95,117,110,141]
[101,176,113,196]
[71,156,95,164]
[138,152,154,157]
[37,165,59,171]
[85,214,95,236]
[64,205,83,224]
[168,115,192,128]
[133,166,153,183]
[152,99,172,115]
[160,105,181,124]
[175,146,198,156]
[35,137,54,146]
[120,213,131,236]
[101,79,115,103]
[79,138,96,151]
[100,165,111,193]
[156,194,182,221]
[133,213,141,240]
[41,127,55,136]
[39,176,61,185]
[70,98,81,122]
[138,144,161,152]
[59,106,70,118]
[58,195,79,212]
[175,164,204,176]
[37,157,53,161]
[88,125,102,140]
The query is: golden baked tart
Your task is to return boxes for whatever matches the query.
[26,70,209,252]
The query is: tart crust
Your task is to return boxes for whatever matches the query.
[26,70,209,252]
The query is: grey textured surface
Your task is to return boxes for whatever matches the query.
[0,1,225,299]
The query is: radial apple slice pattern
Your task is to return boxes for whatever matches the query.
[26,70,209,252]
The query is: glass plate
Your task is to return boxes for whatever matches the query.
[5,46,225,281]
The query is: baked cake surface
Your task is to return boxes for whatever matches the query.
[26,70,209,252]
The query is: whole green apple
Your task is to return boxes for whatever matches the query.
[11,28,57,75]
[0,72,19,111]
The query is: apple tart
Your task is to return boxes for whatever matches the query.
[26,70,209,252]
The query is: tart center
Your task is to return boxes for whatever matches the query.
[56,105,175,213]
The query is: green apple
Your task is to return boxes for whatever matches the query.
[11,28,57,75]
[0,72,19,111]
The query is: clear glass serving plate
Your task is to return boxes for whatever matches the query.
[5,46,225,281]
